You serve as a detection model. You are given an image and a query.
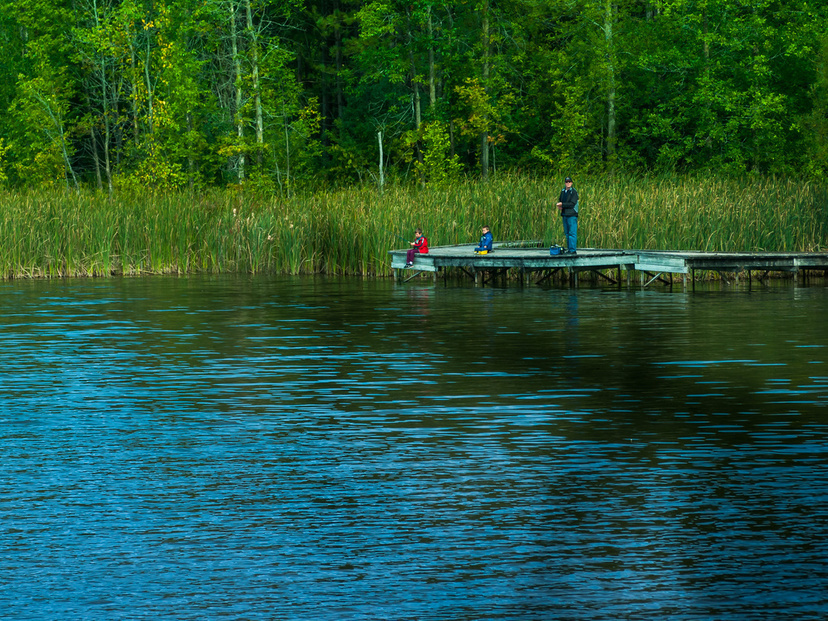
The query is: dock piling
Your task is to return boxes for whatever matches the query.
[388,246,828,289]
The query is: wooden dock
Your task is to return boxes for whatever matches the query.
[389,243,828,287]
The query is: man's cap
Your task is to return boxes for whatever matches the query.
[565,176,573,182]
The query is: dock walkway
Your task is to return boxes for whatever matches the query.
[389,243,828,287]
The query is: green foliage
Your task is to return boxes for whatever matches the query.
[802,35,828,179]
[0,0,827,185]
[0,138,9,184]
[413,121,462,184]
[454,78,512,146]
[8,63,78,188]
[545,74,594,171]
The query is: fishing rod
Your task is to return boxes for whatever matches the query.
[380,224,457,246]
[378,226,410,243]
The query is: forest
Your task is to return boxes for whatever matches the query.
[0,0,827,193]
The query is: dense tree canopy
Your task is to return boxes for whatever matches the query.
[0,0,826,191]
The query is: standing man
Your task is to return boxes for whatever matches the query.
[556,176,579,255]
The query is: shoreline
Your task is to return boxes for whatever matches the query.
[0,175,825,280]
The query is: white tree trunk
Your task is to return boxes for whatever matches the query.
[245,0,263,168]
[378,130,384,190]
[604,0,616,163]
[231,0,245,182]
[480,0,490,180]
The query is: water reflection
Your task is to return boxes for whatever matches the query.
[0,276,826,620]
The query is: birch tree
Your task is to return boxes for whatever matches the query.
[4,0,79,187]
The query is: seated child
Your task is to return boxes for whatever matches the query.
[474,225,493,254]
[405,228,429,266]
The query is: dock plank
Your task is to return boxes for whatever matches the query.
[390,245,828,284]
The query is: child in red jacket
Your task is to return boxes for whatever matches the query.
[406,228,429,267]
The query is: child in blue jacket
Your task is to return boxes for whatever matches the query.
[474,225,493,254]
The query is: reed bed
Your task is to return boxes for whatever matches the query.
[0,174,825,279]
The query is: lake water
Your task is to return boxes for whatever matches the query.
[1,275,826,620]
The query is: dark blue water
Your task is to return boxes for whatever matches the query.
[1,276,826,620]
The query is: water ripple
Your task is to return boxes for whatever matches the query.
[0,277,826,620]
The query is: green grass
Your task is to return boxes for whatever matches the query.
[0,173,825,279]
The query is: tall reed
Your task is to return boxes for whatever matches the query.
[0,174,824,279]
